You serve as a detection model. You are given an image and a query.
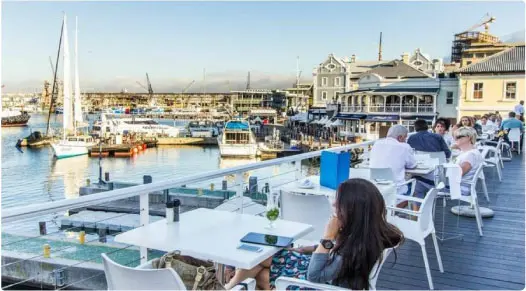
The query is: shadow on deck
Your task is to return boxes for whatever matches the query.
[377,155,525,290]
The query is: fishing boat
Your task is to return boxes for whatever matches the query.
[217,119,257,158]
[51,15,96,159]
[1,110,30,127]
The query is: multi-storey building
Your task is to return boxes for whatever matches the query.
[334,59,444,140]
[456,45,525,118]
[230,89,287,117]
[283,83,312,112]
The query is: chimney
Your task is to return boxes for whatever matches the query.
[350,54,356,63]
[401,53,409,64]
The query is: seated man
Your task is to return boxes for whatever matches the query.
[408,119,451,198]
[369,124,416,195]
[500,111,524,149]
[408,119,451,159]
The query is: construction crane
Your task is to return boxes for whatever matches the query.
[145,73,153,95]
[49,56,56,76]
[460,14,496,34]
[136,81,148,92]
[182,80,195,93]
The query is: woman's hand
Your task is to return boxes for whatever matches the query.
[323,216,341,240]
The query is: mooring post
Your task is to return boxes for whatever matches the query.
[39,221,47,235]
[140,175,151,264]
[98,228,107,243]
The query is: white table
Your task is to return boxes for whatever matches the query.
[277,174,397,206]
[356,161,434,176]
[115,208,314,269]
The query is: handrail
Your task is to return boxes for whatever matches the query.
[2,141,374,223]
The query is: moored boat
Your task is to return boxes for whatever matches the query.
[217,119,258,158]
[1,110,30,127]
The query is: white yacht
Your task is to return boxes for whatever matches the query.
[92,115,181,137]
[217,119,257,157]
[51,15,96,159]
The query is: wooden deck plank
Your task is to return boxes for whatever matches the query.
[377,155,525,290]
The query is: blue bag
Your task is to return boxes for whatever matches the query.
[320,151,351,190]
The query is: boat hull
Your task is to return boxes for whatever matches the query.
[51,141,95,159]
[218,143,258,158]
[1,112,30,127]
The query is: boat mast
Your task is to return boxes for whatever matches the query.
[45,15,65,136]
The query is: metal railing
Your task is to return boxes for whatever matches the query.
[1,140,375,288]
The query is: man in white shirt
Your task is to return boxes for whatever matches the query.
[369,125,417,195]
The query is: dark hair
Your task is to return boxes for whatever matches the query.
[509,111,516,118]
[332,179,403,290]
[414,119,429,131]
[457,116,474,128]
[435,117,450,130]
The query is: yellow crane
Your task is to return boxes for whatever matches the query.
[459,13,496,34]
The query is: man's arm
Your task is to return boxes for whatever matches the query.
[405,146,417,169]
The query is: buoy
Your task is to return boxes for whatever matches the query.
[143,144,147,150]
[79,231,86,244]
[43,244,50,258]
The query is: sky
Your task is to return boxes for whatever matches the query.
[1,1,525,93]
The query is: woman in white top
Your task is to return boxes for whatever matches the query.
[434,118,454,147]
[454,126,484,195]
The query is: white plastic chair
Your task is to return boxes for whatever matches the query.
[437,164,485,236]
[479,146,502,182]
[508,128,521,154]
[274,247,395,291]
[102,254,254,291]
[280,191,332,246]
[370,168,394,181]
[386,185,445,290]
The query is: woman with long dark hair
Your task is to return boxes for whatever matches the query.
[224,179,404,290]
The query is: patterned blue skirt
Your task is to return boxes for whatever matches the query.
[269,249,312,288]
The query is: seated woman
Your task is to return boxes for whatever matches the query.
[224,179,404,290]
[434,118,454,147]
[453,127,485,195]
[453,116,482,136]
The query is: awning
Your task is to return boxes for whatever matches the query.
[335,113,367,120]
[365,114,399,122]
[401,115,435,121]
[308,108,327,114]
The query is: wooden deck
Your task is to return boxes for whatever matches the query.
[377,155,525,290]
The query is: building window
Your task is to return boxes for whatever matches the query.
[466,61,472,65]
[335,77,341,87]
[446,91,454,104]
[321,91,328,100]
[465,53,473,58]
[475,53,485,58]
[505,82,517,100]
[473,82,483,100]
[322,77,328,87]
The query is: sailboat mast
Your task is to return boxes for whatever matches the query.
[62,13,73,140]
[45,16,65,136]
[74,16,83,133]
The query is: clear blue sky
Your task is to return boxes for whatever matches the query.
[2,1,525,92]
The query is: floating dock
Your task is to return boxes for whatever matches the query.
[88,142,157,158]
[157,137,218,145]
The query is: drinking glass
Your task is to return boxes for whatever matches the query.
[266,191,280,229]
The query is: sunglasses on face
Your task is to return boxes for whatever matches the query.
[455,135,467,140]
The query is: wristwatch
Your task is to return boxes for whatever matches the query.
[320,239,334,250]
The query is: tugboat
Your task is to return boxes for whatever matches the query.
[1,110,30,127]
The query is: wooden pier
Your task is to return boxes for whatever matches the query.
[88,142,156,158]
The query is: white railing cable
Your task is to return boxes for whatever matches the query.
[2,142,373,223]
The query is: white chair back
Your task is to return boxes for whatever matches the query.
[508,128,521,142]
[349,168,371,180]
[418,186,441,232]
[280,192,332,242]
[444,164,462,200]
[471,164,485,194]
[102,253,186,290]
[370,168,394,181]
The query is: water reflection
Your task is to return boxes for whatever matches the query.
[219,157,257,183]
[49,155,90,199]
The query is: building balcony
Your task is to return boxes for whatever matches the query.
[341,104,434,114]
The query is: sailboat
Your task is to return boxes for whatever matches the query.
[51,15,96,159]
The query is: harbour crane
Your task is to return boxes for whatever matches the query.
[182,80,195,93]
[460,13,496,34]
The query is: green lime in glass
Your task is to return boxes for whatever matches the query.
[266,207,280,229]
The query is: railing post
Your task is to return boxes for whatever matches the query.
[294,161,302,180]
[235,173,244,214]
[140,176,152,264]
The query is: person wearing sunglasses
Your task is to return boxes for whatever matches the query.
[454,127,484,195]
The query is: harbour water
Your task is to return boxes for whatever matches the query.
[1,113,314,210]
